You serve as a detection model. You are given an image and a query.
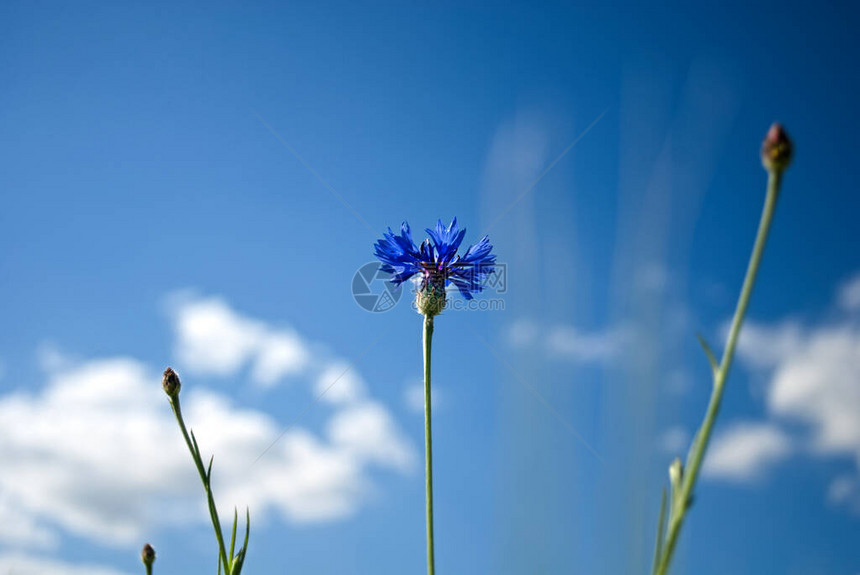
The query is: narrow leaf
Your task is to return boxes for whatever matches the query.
[232,510,250,575]
[696,334,719,375]
[229,507,238,562]
[190,429,201,458]
[651,488,668,575]
[231,549,246,575]
[243,507,250,552]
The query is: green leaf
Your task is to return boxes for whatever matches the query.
[231,549,246,575]
[190,429,201,459]
[242,507,250,552]
[232,511,250,575]
[696,334,719,375]
[229,507,238,563]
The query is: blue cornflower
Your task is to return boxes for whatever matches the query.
[373,218,496,309]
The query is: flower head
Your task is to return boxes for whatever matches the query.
[374,217,496,313]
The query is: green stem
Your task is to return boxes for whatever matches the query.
[655,170,782,575]
[145,565,153,575]
[718,170,781,380]
[423,314,436,575]
[170,396,232,575]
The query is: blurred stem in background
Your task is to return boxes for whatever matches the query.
[162,368,250,575]
[651,124,793,575]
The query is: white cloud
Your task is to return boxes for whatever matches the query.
[169,295,310,387]
[733,320,805,370]
[0,357,414,547]
[0,358,175,546]
[404,382,441,414]
[703,423,792,482]
[506,318,539,348]
[0,496,57,548]
[827,475,859,510]
[546,325,628,363]
[721,274,860,510]
[507,319,628,365]
[314,363,366,404]
[252,331,310,386]
[659,426,690,454]
[735,320,860,466]
[328,402,416,471]
[838,272,860,312]
[0,296,416,549]
[0,553,131,575]
[764,325,860,455]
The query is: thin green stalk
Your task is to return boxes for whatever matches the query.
[651,488,667,575]
[169,396,232,575]
[654,169,782,575]
[423,314,436,575]
[145,564,153,575]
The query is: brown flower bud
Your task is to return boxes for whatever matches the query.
[162,367,181,398]
[141,543,156,567]
[761,123,792,173]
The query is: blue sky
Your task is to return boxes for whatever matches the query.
[1,1,859,573]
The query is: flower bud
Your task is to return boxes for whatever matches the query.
[761,123,792,173]
[416,285,446,317]
[162,367,181,398]
[141,543,156,567]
